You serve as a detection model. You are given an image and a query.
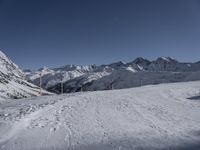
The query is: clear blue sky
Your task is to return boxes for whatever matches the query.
[0,0,200,69]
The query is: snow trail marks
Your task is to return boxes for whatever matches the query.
[0,82,200,150]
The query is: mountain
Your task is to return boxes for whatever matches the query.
[26,57,200,94]
[127,57,151,71]
[0,81,200,150]
[25,64,101,90]
[0,50,50,100]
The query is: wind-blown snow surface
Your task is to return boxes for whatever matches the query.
[0,81,200,150]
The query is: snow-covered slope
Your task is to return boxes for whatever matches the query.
[0,51,24,79]
[0,50,50,100]
[0,81,200,150]
[87,70,200,91]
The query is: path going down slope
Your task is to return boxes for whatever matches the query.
[0,81,200,150]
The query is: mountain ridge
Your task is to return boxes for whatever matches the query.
[1,50,199,96]
[25,56,200,94]
[0,50,50,100]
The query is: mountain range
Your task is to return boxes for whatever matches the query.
[25,56,200,94]
[0,49,200,99]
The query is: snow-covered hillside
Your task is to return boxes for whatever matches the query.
[0,81,200,150]
[0,50,50,99]
[25,65,102,89]
[26,57,200,94]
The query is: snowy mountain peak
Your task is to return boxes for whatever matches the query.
[108,61,126,69]
[26,56,200,94]
[41,66,49,70]
[0,50,23,78]
[157,57,178,63]
[0,50,9,61]
[133,57,151,64]
[38,66,53,72]
[74,65,95,71]
[0,50,50,99]
[54,64,95,72]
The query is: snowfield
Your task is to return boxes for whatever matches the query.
[0,81,200,150]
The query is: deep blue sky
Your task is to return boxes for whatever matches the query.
[0,0,200,69]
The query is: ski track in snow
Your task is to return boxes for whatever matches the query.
[0,81,200,150]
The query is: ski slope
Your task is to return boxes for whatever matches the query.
[0,81,200,150]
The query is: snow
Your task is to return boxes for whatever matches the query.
[126,66,137,73]
[26,56,200,94]
[159,57,176,62]
[0,79,50,99]
[25,65,96,89]
[81,71,111,84]
[0,50,23,78]
[0,50,51,99]
[0,81,200,150]
[161,57,171,62]
[137,65,143,70]
[26,67,55,81]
